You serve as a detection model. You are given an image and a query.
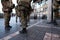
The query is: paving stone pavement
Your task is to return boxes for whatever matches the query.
[0,17,40,39]
[0,17,60,40]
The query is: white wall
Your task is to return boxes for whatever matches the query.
[47,0,52,22]
[0,0,3,13]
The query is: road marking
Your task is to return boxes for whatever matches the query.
[27,21,40,29]
[0,21,40,40]
[0,31,19,40]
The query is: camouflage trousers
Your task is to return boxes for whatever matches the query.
[4,12,11,27]
[20,11,29,28]
[15,6,21,23]
[15,6,30,27]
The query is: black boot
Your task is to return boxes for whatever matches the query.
[20,28,27,34]
[5,25,12,29]
[5,25,12,30]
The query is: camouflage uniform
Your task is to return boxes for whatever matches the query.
[16,0,33,33]
[15,6,21,23]
[1,0,15,28]
[52,0,60,25]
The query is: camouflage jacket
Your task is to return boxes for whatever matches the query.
[16,1,33,17]
[1,0,15,12]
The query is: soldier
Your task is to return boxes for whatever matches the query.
[1,0,15,28]
[16,0,33,33]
